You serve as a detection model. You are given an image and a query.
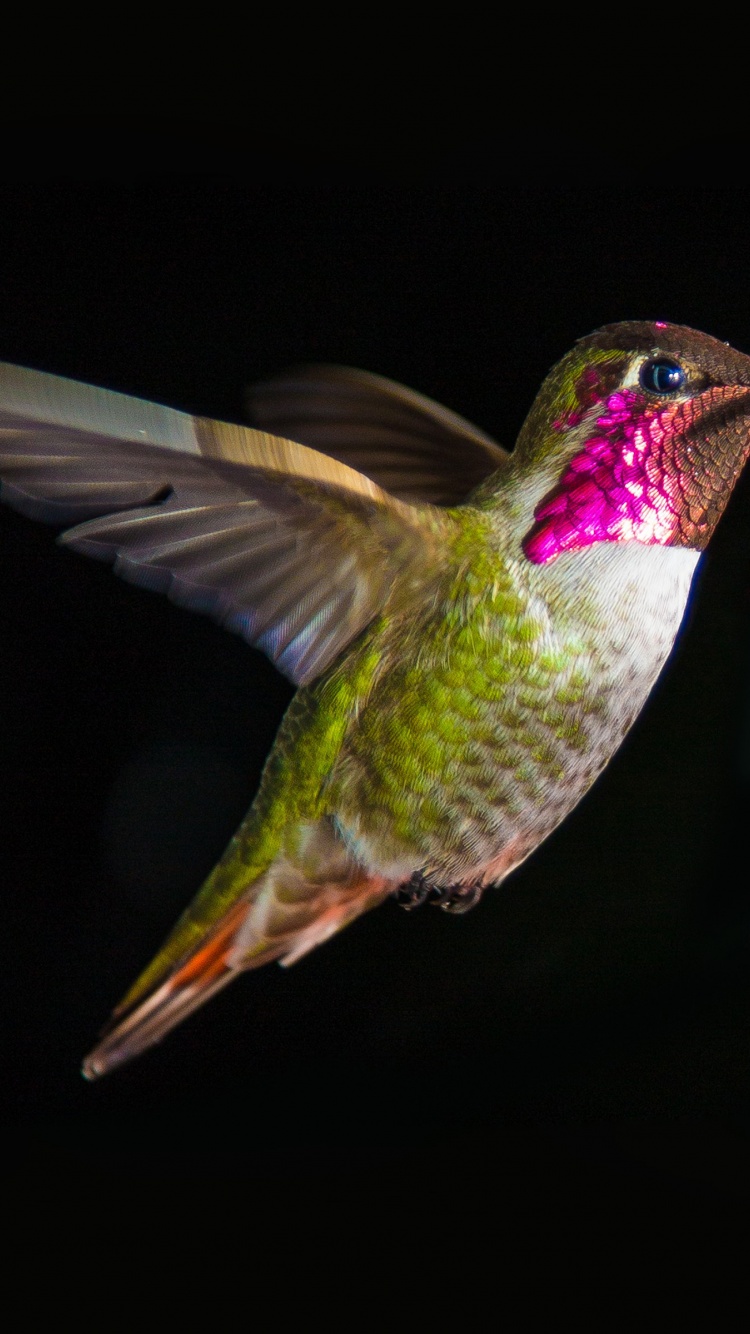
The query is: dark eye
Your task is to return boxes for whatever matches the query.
[639,357,686,394]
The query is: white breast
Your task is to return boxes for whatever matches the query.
[540,540,700,701]
[470,541,702,888]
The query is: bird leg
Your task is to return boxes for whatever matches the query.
[392,873,483,914]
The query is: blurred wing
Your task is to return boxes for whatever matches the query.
[247,363,509,505]
[0,361,446,686]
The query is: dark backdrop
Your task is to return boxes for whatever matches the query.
[1,135,749,1255]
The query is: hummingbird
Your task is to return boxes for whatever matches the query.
[1,320,749,1080]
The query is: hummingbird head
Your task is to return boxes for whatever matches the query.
[515,321,750,565]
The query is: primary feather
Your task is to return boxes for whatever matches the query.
[246,362,509,504]
[0,360,486,685]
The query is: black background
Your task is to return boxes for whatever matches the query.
[2,133,750,1262]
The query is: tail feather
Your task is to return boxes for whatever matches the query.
[81,968,240,1081]
[81,845,393,1080]
[81,898,269,1080]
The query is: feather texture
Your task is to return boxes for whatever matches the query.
[246,363,508,504]
[0,361,452,685]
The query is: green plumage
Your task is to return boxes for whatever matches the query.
[126,502,605,1009]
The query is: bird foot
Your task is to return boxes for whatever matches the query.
[392,873,483,915]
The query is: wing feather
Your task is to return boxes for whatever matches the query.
[0,360,451,686]
[247,363,509,505]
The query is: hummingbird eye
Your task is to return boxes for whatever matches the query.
[639,357,686,395]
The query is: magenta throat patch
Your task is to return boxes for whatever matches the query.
[524,389,686,564]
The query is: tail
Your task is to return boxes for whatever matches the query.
[82,822,392,1080]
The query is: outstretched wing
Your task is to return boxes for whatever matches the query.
[247,363,509,505]
[0,361,449,686]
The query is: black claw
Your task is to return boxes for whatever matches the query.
[437,883,483,914]
[392,873,483,914]
[392,872,434,910]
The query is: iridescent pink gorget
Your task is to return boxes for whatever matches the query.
[524,382,750,563]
